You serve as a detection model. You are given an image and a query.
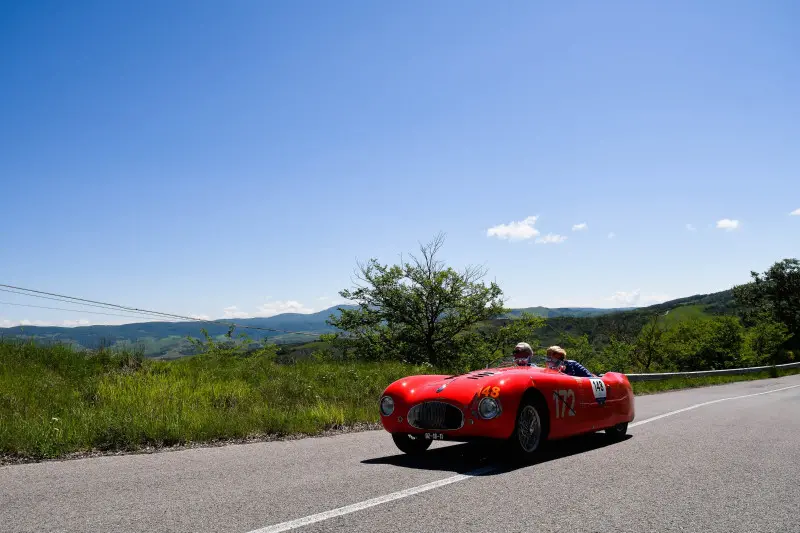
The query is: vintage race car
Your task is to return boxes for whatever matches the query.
[378,359,635,460]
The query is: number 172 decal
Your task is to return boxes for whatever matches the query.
[553,389,575,418]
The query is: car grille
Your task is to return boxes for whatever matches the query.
[407,401,464,430]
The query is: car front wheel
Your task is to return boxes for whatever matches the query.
[391,433,433,455]
[507,397,546,461]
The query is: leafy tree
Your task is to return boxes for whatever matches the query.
[540,330,634,375]
[660,316,745,371]
[327,233,506,368]
[698,316,746,369]
[733,258,800,348]
[457,312,546,370]
[659,321,700,371]
[555,331,595,366]
[631,314,666,371]
[484,312,546,359]
[743,317,793,366]
[597,337,635,374]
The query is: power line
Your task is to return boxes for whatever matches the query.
[0,284,328,338]
[0,288,178,321]
[0,285,208,323]
[0,301,157,321]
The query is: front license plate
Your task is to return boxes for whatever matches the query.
[424,432,445,440]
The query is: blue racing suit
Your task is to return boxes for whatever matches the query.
[561,359,594,378]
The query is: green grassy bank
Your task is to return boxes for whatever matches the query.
[0,340,428,461]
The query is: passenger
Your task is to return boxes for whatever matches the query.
[545,345,594,377]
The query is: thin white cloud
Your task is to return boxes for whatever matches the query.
[716,219,740,231]
[190,314,211,321]
[487,215,540,241]
[608,290,640,306]
[535,233,567,244]
[0,319,36,327]
[223,306,251,319]
[607,290,670,307]
[0,318,94,328]
[572,223,588,231]
[686,224,697,232]
[790,208,800,216]
[608,232,616,239]
[317,296,349,307]
[61,319,91,327]
[255,300,314,317]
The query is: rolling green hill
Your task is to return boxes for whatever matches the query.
[1,290,736,358]
[530,289,738,347]
[503,306,636,318]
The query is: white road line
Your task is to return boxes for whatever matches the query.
[247,465,496,533]
[629,383,800,428]
[247,382,800,533]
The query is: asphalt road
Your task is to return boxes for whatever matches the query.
[3,375,800,533]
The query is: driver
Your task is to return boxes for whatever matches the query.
[545,345,594,377]
[512,342,534,366]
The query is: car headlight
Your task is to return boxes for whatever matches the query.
[478,397,500,419]
[380,395,394,416]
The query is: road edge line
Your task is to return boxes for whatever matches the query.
[629,383,800,428]
[247,465,495,533]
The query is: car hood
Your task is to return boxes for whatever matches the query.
[391,366,544,406]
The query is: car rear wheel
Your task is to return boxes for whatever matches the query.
[507,397,546,461]
[391,433,433,455]
[605,422,628,440]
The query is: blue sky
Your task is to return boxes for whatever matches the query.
[1,0,798,327]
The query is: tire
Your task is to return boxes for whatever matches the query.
[605,422,628,440]
[391,433,433,455]
[506,396,547,461]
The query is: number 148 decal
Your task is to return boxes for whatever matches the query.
[589,378,607,402]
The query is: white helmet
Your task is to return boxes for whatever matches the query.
[513,342,533,365]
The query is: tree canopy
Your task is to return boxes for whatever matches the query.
[733,258,799,349]
[326,233,510,368]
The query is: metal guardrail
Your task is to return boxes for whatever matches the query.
[625,361,800,382]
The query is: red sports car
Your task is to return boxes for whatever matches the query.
[378,360,635,459]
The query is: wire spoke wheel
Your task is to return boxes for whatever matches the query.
[517,405,542,452]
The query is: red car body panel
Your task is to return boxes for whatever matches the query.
[379,364,635,441]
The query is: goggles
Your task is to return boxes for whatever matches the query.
[545,355,563,368]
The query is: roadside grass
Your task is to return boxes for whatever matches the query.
[2,339,797,462]
[0,339,429,461]
[631,368,800,395]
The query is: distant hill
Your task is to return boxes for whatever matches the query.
[0,290,737,358]
[0,305,357,357]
